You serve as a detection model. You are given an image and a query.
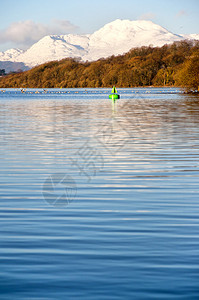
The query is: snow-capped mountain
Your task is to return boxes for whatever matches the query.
[83,19,184,61]
[0,48,24,61]
[181,33,199,40]
[0,19,198,71]
[14,35,89,67]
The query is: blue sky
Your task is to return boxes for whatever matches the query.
[0,0,198,51]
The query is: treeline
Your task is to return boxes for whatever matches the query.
[0,40,199,90]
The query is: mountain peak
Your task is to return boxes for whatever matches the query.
[103,19,166,30]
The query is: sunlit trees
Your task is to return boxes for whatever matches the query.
[175,51,199,91]
[0,40,198,89]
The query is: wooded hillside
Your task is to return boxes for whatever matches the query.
[0,40,198,90]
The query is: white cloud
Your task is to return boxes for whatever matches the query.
[176,10,187,18]
[0,19,79,49]
[138,12,156,20]
[51,19,79,34]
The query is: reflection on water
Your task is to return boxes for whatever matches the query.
[0,88,199,299]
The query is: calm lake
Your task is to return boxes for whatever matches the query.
[0,87,199,299]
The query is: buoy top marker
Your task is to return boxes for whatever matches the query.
[109,86,120,100]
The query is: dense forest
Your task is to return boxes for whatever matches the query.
[0,40,199,91]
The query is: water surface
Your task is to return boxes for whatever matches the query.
[0,88,199,299]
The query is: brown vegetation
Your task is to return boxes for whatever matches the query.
[0,40,198,91]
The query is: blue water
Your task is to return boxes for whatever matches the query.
[0,87,199,299]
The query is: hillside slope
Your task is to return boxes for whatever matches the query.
[1,40,198,90]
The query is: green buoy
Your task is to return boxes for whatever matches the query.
[109,86,120,100]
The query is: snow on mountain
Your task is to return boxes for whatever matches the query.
[0,19,198,71]
[83,19,183,61]
[0,48,24,61]
[181,33,199,40]
[15,34,89,67]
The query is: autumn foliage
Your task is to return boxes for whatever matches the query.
[0,40,198,91]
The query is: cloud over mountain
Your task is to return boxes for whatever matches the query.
[0,19,79,49]
[138,12,156,20]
